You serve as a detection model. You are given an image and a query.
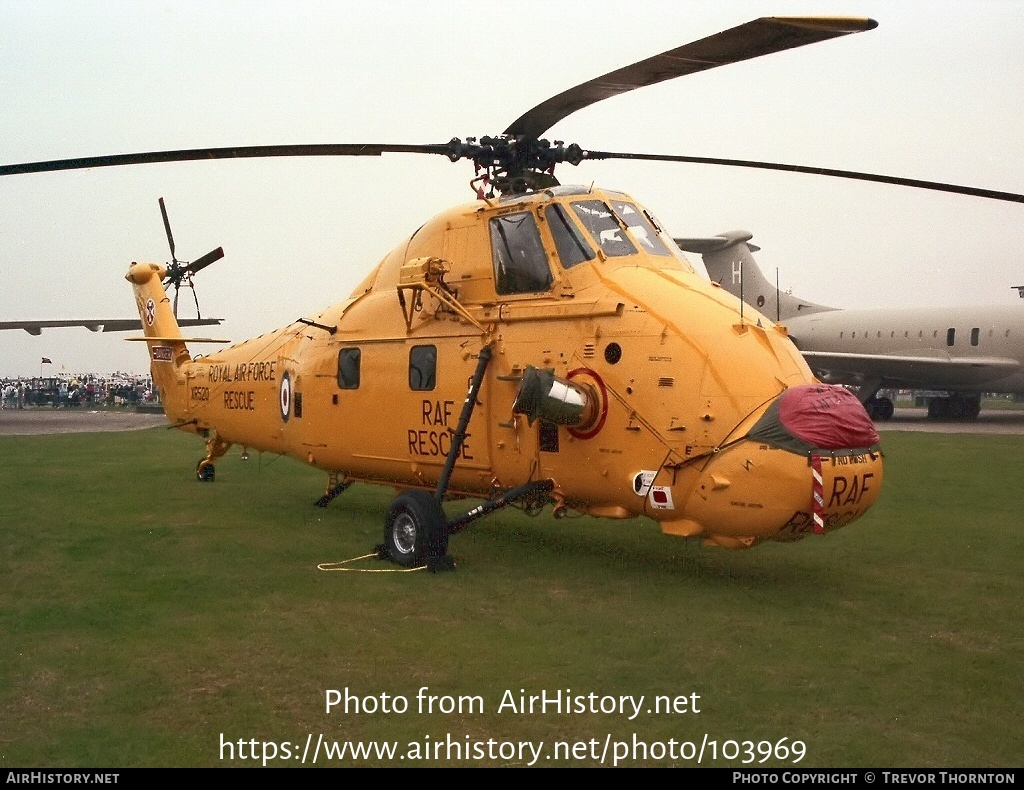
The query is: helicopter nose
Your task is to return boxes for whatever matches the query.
[675,384,883,548]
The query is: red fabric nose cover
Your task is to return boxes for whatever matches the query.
[749,384,880,454]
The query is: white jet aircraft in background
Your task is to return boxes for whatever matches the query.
[678,231,1024,419]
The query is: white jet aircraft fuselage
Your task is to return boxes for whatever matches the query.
[677,230,1024,419]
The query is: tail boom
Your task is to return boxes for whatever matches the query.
[126,262,192,422]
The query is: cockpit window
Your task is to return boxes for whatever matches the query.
[545,204,595,269]
[609,200,671,257]
[490,212,553,295]
[570,201,637,257]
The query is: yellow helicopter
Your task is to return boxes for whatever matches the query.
[5,16,1021,569]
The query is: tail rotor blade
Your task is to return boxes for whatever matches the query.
[158,197,176,260]
[187,247,224,275]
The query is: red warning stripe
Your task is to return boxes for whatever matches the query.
[811,454,825,535]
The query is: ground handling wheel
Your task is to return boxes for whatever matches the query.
[383,490,449,568]
[196,459,215,482]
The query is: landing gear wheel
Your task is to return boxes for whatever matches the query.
[384,490,448,567]
[196,459,215,482]
[874,396,894,420]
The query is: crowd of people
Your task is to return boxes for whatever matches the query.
[1,373,157,409]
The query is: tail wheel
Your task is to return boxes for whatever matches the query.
[196,459,215,482]
[384,490,448,567]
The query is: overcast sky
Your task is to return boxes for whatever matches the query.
[1,0,1021,377]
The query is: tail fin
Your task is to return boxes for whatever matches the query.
[125,262,191,418]
[675,230,833,321]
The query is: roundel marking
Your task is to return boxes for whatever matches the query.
[279,371,292,423]
[145,298,155,326]
[566,367,608,440]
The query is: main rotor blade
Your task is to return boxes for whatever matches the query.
[158,197,176,259]
[0,143,450,176]
[584,150,1024,204]
[187,247,224,275]
[504,16,878,139]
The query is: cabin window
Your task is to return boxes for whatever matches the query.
[409,345,436,391]
[571,201,637,257]
[337,348,360,389]
[971,328,980,346]
[609,200,671,256]
[947,328,956,347]
[490,212,553,295]
[545,204,594,269]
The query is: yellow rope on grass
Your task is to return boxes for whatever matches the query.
[317,553,427,573]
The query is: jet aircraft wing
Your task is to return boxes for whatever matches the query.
[800,350,1021,389]
[0,317,222,336]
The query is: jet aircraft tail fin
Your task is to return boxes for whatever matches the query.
[675,230,832,322]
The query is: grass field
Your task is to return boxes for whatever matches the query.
[1,427,1021,767]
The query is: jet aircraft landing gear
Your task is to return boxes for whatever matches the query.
[866,395,894,421]
[927,394,981,420]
